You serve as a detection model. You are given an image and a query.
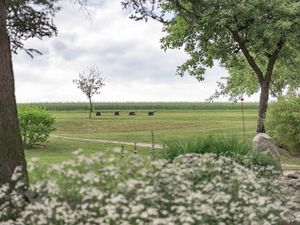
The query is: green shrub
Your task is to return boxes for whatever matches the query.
[266,95,300,151]
[164,136,281,174]
[18,106,55,147]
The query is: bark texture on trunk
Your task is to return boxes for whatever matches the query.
[256,39,283,134]
[256,81,270,133]
[0,0,27,185]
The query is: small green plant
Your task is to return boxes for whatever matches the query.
[19,106,55,147]
[164,135,281,174]
[266,95,300,151]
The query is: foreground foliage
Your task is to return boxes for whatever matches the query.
[165,136,282,175]
[266,95,300,151]
[0,152,296,225]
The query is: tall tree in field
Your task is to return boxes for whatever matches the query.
[0,0,86,185]
[0,0,59,185]
[73,65,105,119]
[122,0,300,133]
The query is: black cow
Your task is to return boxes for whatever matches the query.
[114,111,120,116]
[96,112,101,116]
[129,112,136,116]
[148,111,155,116]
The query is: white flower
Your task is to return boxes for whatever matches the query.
[0,153,293,225]
[72,149,83,155]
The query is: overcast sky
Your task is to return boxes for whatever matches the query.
[13,0,259,103]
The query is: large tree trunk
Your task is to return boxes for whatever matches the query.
[256,81,270,133]
[230,30,283,134]
[0,0,28,185]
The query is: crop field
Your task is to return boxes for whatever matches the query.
[20,101,259,111]
[23,103,300,170]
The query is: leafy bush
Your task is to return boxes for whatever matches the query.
[18,106,55,147]
[0,152,295,224]
[164,136,281,174]
[266,95,300,151]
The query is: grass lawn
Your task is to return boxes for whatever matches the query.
[25,109,300,170]
[51,109,258,142]
[25,137,155,164]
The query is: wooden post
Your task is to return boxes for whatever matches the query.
[240,97,246,141]
[134,142,137,154]
[151,130,155,160]
[121,145,124,159]
[162,143,166,158]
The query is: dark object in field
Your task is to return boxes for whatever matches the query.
[148,111,155,116]
[114,111,120,116]
[129,112,136,116]
[96,112,101,116]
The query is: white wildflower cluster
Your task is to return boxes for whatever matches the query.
[0,152,295,225]
[0,166,27,222]
[237,155,282,178]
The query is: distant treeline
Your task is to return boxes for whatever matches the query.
[18,102,259,111]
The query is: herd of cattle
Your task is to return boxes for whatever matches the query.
[95,111,156,116]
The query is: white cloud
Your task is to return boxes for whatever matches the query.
[13,0,259,103]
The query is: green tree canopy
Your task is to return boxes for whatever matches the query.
[7,0,60,57]
[122,0,300,133]
[209,53,300,101]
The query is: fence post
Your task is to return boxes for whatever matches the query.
[151,130,155,160]
[240,97,246,142]
[134,142,137,154]
[121,145,124,159]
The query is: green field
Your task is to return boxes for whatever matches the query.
[24,105,300,170]
[51,109,257,141]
